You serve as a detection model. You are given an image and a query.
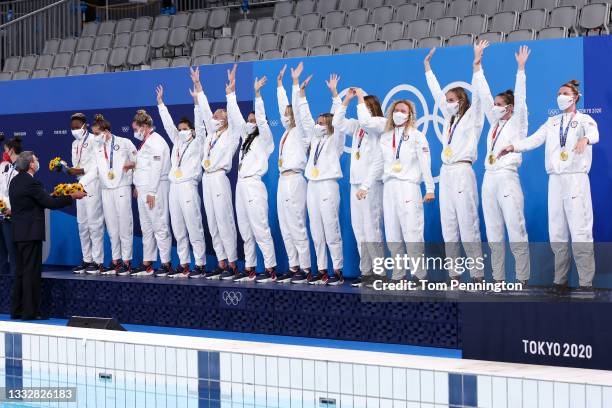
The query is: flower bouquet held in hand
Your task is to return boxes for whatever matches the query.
[0,199,8,221]
[52,183,85,197]
[49,157,68,173]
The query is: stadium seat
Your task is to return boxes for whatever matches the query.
[353,24,378,44]
[390,38,415,50]
[549,6,578,31]
[167,26,190,56]
[506,28,536,41]
[3,56,20,73]
[538,26,568,38]
[150,28,169,58]
[49,67,67,77]
[370,6,395,26]
[518,9,549,30]
[579,3,610,34]
[32,69,50,79]
[310,44,334,56]
[90,48,110,66]
[13,70,31,80]
[364,40,388,52]
[208,8,230,30]
[385,0,407,6]
[324,11,347,30]
[171,56,191,67]
[115,18,134,34]
[348,8,370,27]
[533,0,559,9]
[364,0,385,8]
[256,33,281,53]
[35,54,54,70]
[432,17,459,38]
[193,55,213,66]
[68,66,86,76]
[114,32,131,48]
[337,43,362,54]
[86,64,106,74]
[109,47,129,70]
[188,10,209,38]
[296,0,316,15]
[214,53,235,64]
[0,72,12,80]
[192,38,214,57]
[490,11,518,32]
[98,21,116,36]
[447,0,474,17]
[405,19,432,39]
[234,19,256,37]
[285,47,309,58]
[43,39,60,54]
[317,0,339,14]
[340,0,362,10]
[72,50,91,67]
[559,0,586,6]
[299,13,322,31]
[151,58,171,69]
[134,16,153,32]
[395,4,419,21]
[76,36,95,52]
[59,38,77,54]
[255,17,276,35]
[447,33,475,45]
[417,36,444,48]
[473,0,500,15]
[304,28,329,48]
[459,14,488,35]
[380,22,405,42]
[130,30,151,47]
[501,0,529,12]
[94,34,114,50]
[235,35,257,54]
[277,15,299,34]
[212,37,235,55]
[282,31,304,50]
[262,49,283,60]
[478,31,505,43]
[329,27,354,49]
[153,15,172,30]
[273,1,294,19]
[19,55,38,71]
[171,12,190,28]
[81,22,99,37]
[238,51,260,61]
[127,45,149,67]
[420,2,447,19]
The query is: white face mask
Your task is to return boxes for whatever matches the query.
[93,133,104,143]
[72,127,85,140]
[557,94,574,111]
[392,111,408,127]
[492,105,508,120]
[280,116,291,128]
[314,124,327,137]
[133,129,144,141]
[446,101,460,116]
[210,119,223,132]
[245,122,257,135]
[32,160,40,173]
[178,129,192,139]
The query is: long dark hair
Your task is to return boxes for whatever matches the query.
[241,111,259,155]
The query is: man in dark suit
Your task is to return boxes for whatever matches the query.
[9,151,86,320]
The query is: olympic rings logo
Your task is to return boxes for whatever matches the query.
[222,290,243,306]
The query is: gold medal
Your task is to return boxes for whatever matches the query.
[174,169,183,178]
[355,151,361,160]
[560,151,569,161]
[488,154,496,165]
[107,171,115,180]
[443,147,453,158]
[278,159,283,168]
[310,167,320,178]
[203,159,211,168]
[391,161,402,173]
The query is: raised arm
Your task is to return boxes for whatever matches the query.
[156,85,180,145]
[295,71,317,140]
[355,89,386,136]
[424,48,451,121]
[473,66,495,126]
[276,65,291,131]
[254,76,274,153]
[190,87,207,143]
[331,87,360,136]
[514,46,530,140]
[192,66,215,138]
[470,40,489,140]
[225,64,246,139]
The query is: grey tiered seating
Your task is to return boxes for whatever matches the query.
[340,0,362,10]
[235,35,257,54]
[68,66,86,76]
[310,45,333,56]
[329,27,353,49]
[108,47,128,70]
[448,33,475,45]
[390,38,415,50]
[316,0,338,14]
[295,0,316,15]
[459,14,488,35]
[72,50,91,66]
[364,40,388,52]
[214,53,235,64]
[49,67,67,77]
[490,11,518,32]
[134,16,153,32]
[3,56,20,72]
[447,0,474,18]
[32,69,49,79]
[478,31,505,43]
[13,70,31,80]
[131,30,151,47]
[380,22,405,42]
[192,38,214,57]
[285,47,309,58]
[212,37,235,55]
[324,11,346,30]
[386,0,408,6]
[273,1,294,19]
[364,0,385,8]
[81,22,99,37]
[153,15,172,30]
[114,32,131,48]
[533,0,559,9]
[238,51,259,61]
[405,19,432,39]
[474,0,500,15]
[549,6,578,30]
[19,55,38,71]
[500,0,529,12]
[353,24,378,44]
[337,43,362,54]
[35,54,54,70]
[90,49,110,65]
[127,45,148,67]
[395,4,419,21]
[506,28,536,41]
[417,36,444,48]
[255,17,276,35]
[171,56,191,67]
[98,21,116,36]
[208,8,230,29]
[304,28,328,48]
[420,2,447,20]
[43,39,60,54]
[282,31,304,50]
[370,6,395,26]
[86,65,106,74]
[188,10,209,38]
[347,8,370,27]
[193,55,213,65]
[559,0,586,6]
[0,72,13,81]
[299,13,322,31]
[277,15,299,34]
[579,3,610,34]
[115,18,134,34]
[94,34,114,50]
[77,36,95,52]
[518,9,548,30]
[256,33,281,53]
[538,27,568,38]
[167,26,190,56]
[262,50,283,60]
[151,58,171,69]
[234,19,256,37]
[59,38,77,54]
[432,17,459,38]
[150,28,169,57]
[171,12,190,28]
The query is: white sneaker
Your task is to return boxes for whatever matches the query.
[169,271,190,279]
[131,270,154,277]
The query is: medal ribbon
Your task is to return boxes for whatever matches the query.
[103,135,115,170]
[447,115,462,146]
[394,128,406,161]
[313,137,327,167]
[176,138,194,168]
[356,128,365,154]
[278,130,289,161]
[75,133,90,167]
[559,112,576,149]
[207,132,221,160]
[5,164,15,193]
[490,120,508,154]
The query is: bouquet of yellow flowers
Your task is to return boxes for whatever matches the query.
[0,199,9,220]
[52,183,84,197]
[0,199,6,212]
[49,157,68,172]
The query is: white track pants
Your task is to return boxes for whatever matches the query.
[76,180,104,264]
[236,177,277,269]
[169,181,206,266]
[101,185,133,261]
[137,180,172,264]
[307,179,343,271]
[202,171,237,263]
[277,173,311,270]
[350,182,384,276]
[383,179,426,280]
[482,170,530,281]
[548,173,594,287]
[439,163,483,278]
